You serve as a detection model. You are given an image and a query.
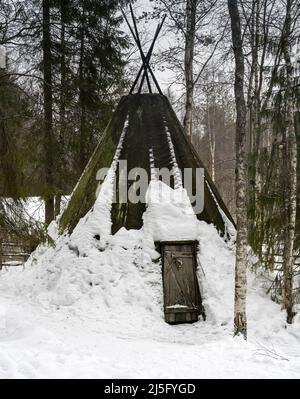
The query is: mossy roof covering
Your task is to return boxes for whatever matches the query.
[59,94,235,236]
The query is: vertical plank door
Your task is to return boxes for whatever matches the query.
[161,241,203,324]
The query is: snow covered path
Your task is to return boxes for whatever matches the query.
[1,267,300,379]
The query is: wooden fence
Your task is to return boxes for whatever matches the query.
[0,240,31,270]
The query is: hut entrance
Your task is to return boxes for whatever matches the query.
[160,241,204,324]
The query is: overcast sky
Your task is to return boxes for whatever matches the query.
[121,0,180,95]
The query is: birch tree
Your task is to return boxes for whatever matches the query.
[150,0,224,139]
[228,0,248,339]
[281,0,297,324]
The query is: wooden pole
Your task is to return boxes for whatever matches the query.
[122,6,164,95]
[130,22,161,94]
[138,15,166,93]
[129,5,152,93]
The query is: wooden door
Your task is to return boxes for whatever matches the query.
[161,241,203,324]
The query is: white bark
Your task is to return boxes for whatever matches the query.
[228,0,248,339]
[281,0,297,324]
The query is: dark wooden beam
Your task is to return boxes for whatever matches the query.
[130,23,160,94]
[129,5,152,93]
[121,6,165,95]
[138,14,166,93]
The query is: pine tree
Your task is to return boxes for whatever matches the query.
[4,0,131,225]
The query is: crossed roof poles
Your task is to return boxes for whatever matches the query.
[121,5,166,95]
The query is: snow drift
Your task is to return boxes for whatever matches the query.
[1,187,300,378]
[0,128,300,378]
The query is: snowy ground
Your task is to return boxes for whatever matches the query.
[1,220,300,379]
[1,120,299,378]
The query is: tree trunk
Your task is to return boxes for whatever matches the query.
[281,0,297,324]
[55,0,67,219]
[42,0,55,225]
[247,0,261,244]
[59,0,66,136]
[183,0,196,139]
[79,13,86,172]
[55,195,61,217]
[207,98,216,182]
[0,105,18,197]
[228,0,248,339]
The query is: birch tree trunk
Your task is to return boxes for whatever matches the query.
[42,0,55,225]
[183,0,196,139]
[228,0,248,339]
[281,0,297,324]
